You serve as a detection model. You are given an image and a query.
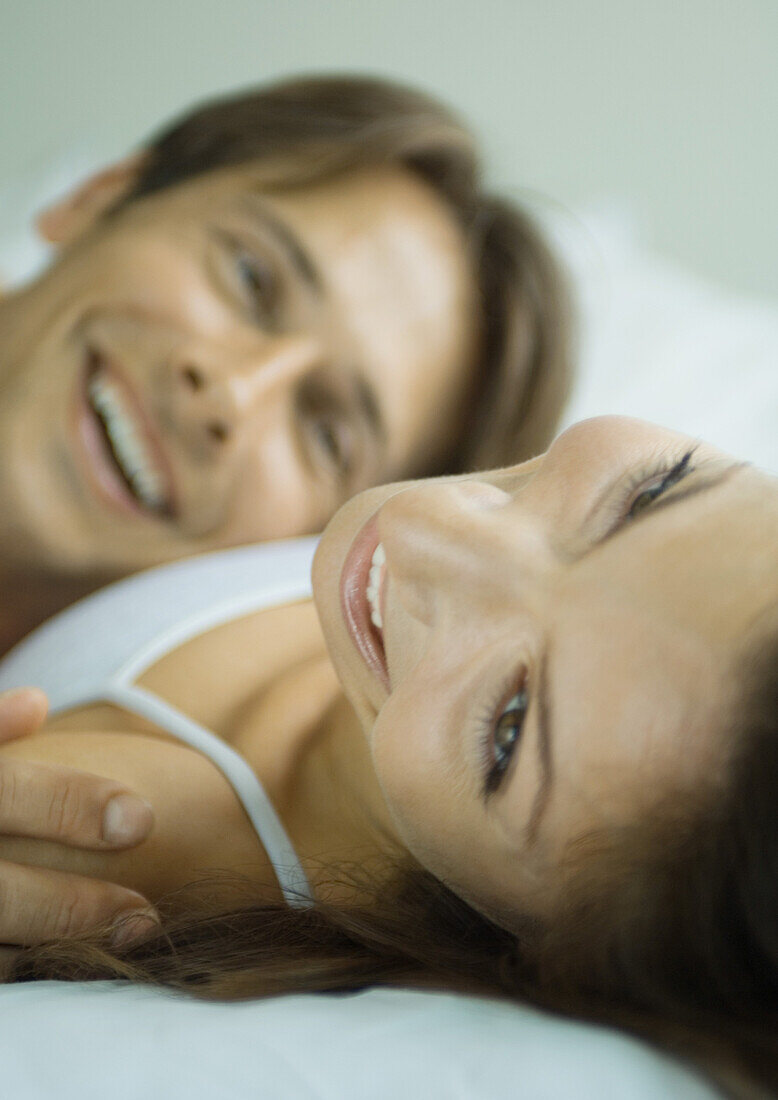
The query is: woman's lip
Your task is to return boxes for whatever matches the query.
[340,511,390,691]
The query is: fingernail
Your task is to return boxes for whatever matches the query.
[102,794,154,846]
[110,908,160,950]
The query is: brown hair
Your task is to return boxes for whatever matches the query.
[12,632,778,1099]
[119,74,572,472]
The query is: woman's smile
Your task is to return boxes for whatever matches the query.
[339,511,389,690]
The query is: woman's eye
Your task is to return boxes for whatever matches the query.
[234,246,279,321]
[625,449,696,522]
[483,689,528,798]
[628,482,666,518]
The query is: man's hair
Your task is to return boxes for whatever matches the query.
[119,74,572,473]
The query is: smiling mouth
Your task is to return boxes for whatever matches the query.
[366,542,385,630]
[340,514,389,690]
[82,349,175,518]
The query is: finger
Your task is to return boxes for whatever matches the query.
[0,760,154,850]
[0,859,159,946]
[0,689,48,743]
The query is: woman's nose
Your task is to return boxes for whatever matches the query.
[165,333,322,453]
[378,478,547,626]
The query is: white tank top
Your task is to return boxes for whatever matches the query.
[0,538,319,908]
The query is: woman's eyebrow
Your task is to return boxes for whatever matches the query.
[522,462,749,844]
[525,647,554,845]
[631,462,746,523]
[597,461,748,550]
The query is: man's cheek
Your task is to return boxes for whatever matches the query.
[96,236,230,335]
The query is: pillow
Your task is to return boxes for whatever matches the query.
[539,199,778,473]
[0,982,716,1100]
[0,150,98,290]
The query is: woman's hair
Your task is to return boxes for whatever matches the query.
[12,630,778,1099]
[117,74,572,473]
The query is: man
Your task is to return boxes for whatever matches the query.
[0,74,570,950]
[0,688,156,954]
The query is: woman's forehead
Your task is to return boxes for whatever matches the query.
[560,463,778,642]
[541,477,778,807]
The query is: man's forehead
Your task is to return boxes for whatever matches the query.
[125,158,443,222]
[208,159,447,221]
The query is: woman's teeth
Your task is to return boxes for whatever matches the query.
[87,372,166,512]
[366,542,385,631]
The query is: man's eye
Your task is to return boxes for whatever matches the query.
[311,415,353,479]
[233,246,279,321]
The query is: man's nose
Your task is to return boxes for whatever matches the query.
[164,333,322,452]
[378,479,548,627]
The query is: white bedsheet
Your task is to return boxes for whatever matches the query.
[545,199,778,473]
[1,982,716,1100]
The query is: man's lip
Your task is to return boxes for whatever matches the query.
[73,347,177,520]
[340,512,390,691]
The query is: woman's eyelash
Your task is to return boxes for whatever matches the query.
[478,677,529,801]
[617,446,699,525]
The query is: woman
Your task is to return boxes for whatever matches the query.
[1,414,776,1096]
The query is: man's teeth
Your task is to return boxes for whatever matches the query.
[366,542,385,631]
[88,372,166,511]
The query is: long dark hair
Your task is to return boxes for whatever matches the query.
[119,74,572,472]
[13,633,778,1098]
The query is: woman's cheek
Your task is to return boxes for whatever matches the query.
[369,688,469,875]
[370,693,440,848]
[382,594,429,688]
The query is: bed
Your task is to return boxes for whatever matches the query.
[1,172,775,1098]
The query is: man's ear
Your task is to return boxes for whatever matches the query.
[35,152,148,246]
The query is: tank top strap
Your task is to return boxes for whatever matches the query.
[0,538,320,908]
[105,682,313,908]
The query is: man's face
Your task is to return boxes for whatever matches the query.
[0,161,477,577]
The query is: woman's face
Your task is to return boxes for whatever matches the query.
[0,161,476,576]
[313,416,778,921]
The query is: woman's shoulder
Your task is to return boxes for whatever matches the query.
[0,725,277,903]
[0,537,320,714]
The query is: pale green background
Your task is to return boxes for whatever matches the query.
[2,0,776,298]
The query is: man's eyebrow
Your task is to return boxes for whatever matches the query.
[525,646,553,845]
[243,196,323,292]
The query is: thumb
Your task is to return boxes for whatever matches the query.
[0,688,49,742]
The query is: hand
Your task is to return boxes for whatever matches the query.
[0,688,158,949]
